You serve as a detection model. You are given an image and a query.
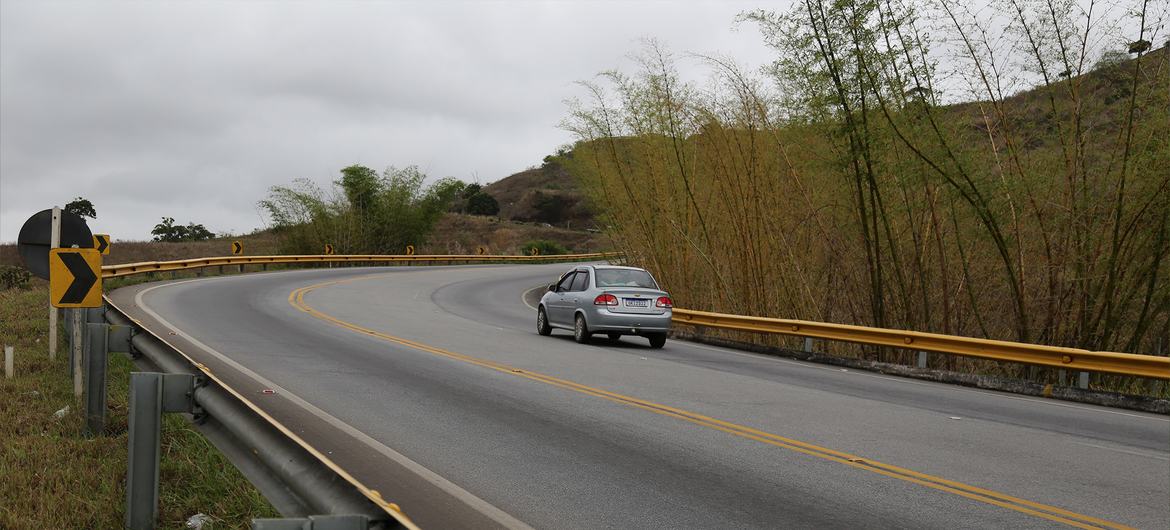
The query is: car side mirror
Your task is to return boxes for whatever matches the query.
[548,284,557,292]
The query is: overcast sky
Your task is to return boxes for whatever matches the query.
[0,0,780,242]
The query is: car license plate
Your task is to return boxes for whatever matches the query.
[625,298,650,308]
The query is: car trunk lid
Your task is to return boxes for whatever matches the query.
[602,288,668,314]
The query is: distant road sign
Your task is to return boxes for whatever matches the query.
[405,245,415,255]
[49,248,102,308]
[232,241,244,255]
[94,234,111,255]
[324,244,334,255]
[530,247,540,256]
[17,208,94,280]
[477,246,487,255]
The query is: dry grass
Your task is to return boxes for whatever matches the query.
[562,10,1168,395]
[0,282,277,529]
[424,213,610,255]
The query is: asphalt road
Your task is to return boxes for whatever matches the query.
[108,264,1170,529]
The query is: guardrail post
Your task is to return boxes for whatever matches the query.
[72,308,83,397]
[916,351,928,369]
[65,309,73,375]
[1077,372,1089,390]
[126,372,195,530]
[85,322,109,436]
[4,345,13,379]
[802,337,814,353]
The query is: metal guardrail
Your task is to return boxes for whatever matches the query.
[672,309,1170,380]
[99,301,417,529]
[101,253,621,278]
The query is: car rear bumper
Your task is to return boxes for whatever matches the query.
[584,307,672,334]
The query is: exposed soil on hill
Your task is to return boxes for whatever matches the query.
[483,163,595,230]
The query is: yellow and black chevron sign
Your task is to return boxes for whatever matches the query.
[49,248,102,308]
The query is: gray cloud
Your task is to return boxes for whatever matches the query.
[1,0,780,242]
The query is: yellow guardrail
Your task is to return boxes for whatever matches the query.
[101,252,621,279]
[672,308,1170,380]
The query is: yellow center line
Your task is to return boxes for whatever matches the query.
[289,274,1132,530]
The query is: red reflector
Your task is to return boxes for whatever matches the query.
[656,296,673,308]
[594,294,618,306]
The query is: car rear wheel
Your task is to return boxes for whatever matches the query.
[574,314,592,344]
[606,332,621,342]
[647,333,667,349]
[537,307,552,336]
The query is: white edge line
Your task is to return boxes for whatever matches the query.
[133,278,535,530]
[521,285,542,312]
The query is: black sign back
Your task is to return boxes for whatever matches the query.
[17,209,95,280]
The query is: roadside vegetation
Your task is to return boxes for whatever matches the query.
[0,282,277,529]
[562,0,1168,395]
[260,164,465,255]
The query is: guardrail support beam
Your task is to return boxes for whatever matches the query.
[917,351,928,369]
[252,515,370,530]
[802,337,813,353]
[1078,371,1090,390]
[85,322,109,436]
[126,372,195,530]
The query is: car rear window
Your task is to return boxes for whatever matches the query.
[595,269,658,289]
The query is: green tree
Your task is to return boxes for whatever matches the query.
[338,165,380,212]
[260,165,464,254]
[64,197,96,219]
[151,217,214,242]
[465,192,500,216]
[461,183,483,199]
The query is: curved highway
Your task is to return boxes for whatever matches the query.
[108,264,1170,529]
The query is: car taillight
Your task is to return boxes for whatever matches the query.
[594,294,618,306]
[656,296,673,308]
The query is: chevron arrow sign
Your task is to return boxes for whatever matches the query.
[94,234,111,255]
[49,248,102,307]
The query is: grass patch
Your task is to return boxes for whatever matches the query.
[0,283,277,529]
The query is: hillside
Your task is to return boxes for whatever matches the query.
[483,162,595,229]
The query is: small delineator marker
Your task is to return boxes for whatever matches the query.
[4,345,13,379]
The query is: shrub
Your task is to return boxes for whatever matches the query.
[522,240,568,256]
[465,192,500,216]
[0,265,32,290]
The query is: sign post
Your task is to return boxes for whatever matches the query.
[48,207,60,360]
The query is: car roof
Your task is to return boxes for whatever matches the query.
[590,265,646,271]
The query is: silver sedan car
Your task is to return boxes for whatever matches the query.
[536,265,672,348]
